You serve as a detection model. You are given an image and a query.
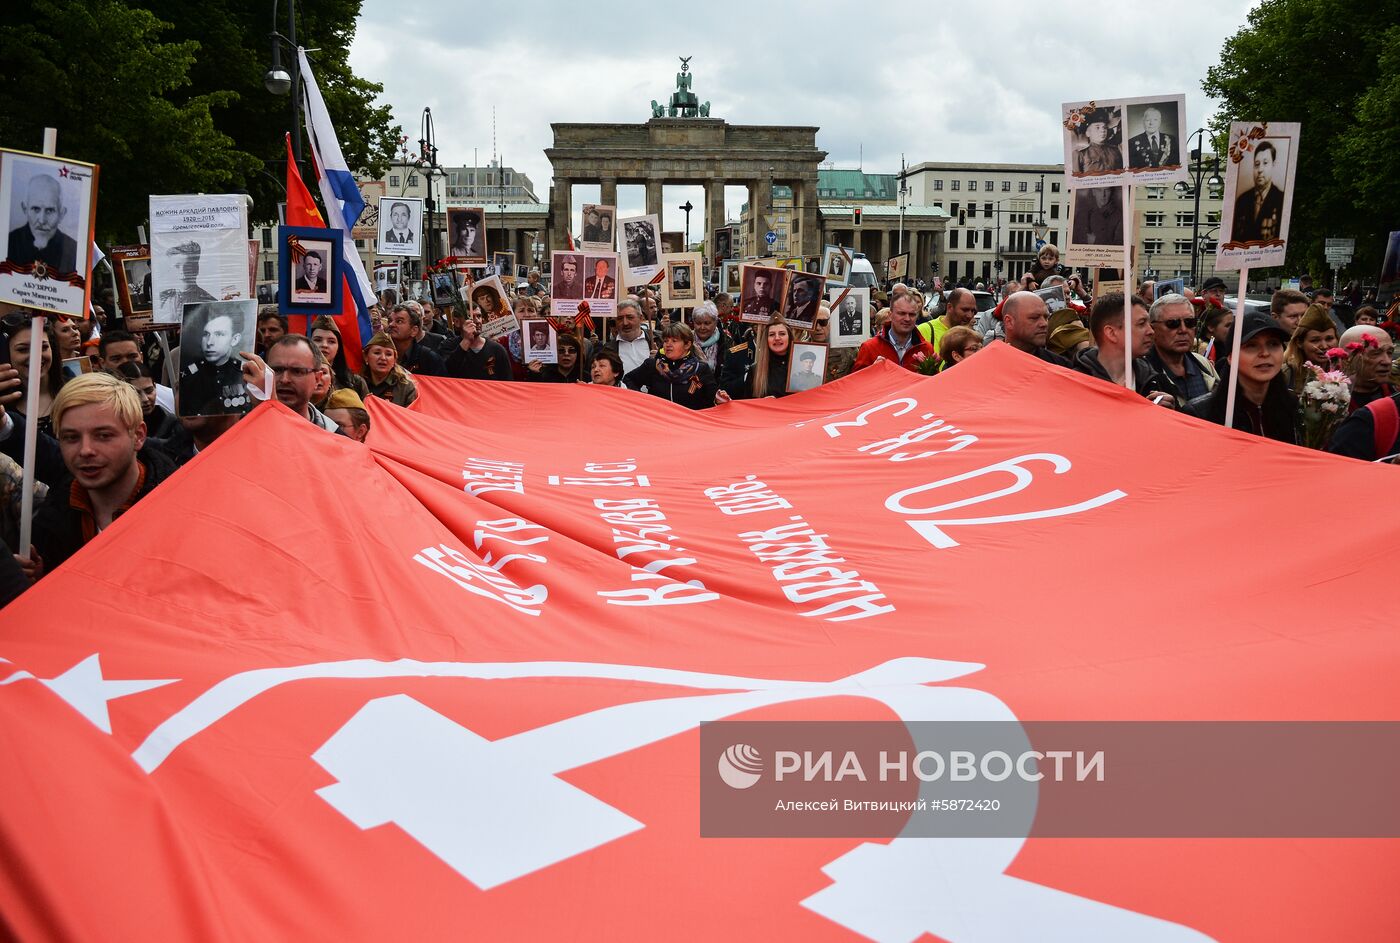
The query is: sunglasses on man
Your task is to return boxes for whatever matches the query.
[1159,317,1197,331]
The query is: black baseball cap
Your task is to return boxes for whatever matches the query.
[1201,276,1227,293]
[1226,311,1289,348]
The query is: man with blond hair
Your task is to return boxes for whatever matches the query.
[23,373,176,579]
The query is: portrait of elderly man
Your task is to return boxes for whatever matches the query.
[7,170,79,273]
[1231,141,1286,244]
[1127,104,1180,168]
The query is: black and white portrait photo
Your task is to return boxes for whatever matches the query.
[177,299,255,418]
[150,193,251,324]
[521,318,557,365]
[447,207,487,261]
[291,245,333,304]
[738,264,787,324]
[712,226,733,262]
[583,255,617,301]
[624,220,657,267]
[1216,121,1300,270]
[375,196,422,257]
[0,149,99,317]
[783,271,826,328]
[828,287,869,348]
[821,244,851,286]
[786,342,828,393]
[551,251,585,300]
[123,257,152,310]
[156,239,219,323]
[431,272,458,306]
[1072,189,1125,246]
[720,260,741,295]
[1126,101,1181,169]
[1230,140,1287,245]
[581,204,615,251]
[492,251,516,283]
[660,252,702,309]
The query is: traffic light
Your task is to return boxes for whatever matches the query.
[853,206,862,227]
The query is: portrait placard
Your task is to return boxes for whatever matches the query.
[660,231,684,255]
[111,245,157,331]
[783,270,826,329]
[353,182,386,241]
[176,298,256,418]
[786,342,828,394]
[1061,95,1188,190]
[1065,188,1131,267]
[618,213,661,287]
[555,251,620,317]
[521,318,557,365]
[712,226,733,262]
[276,225,343,316]
[0,148,99,318]
[376,196,422,257]
[430,272,460,307]
[1034,285,1068,314]
[468,275,516,340]
[737,264,789,325]
[660,252,702,309]
[886,253,910,281]
[775,257,804,272]
[149,193,251,324]
[720,259,741,295]
[1215,121,1302,271]
[827,287,870,348]
[821,245,852,287]
[580,204,616,252]
[1154,277,1185,299]
[445,207,487,262]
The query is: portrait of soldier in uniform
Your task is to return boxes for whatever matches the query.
[178,300,254,417]
[157,241,217,323]
[739,267,784,319]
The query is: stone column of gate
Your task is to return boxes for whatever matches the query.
[879,228,890,271]
[794,176,821,261]
[645,179,663,220]
[600,177,618,210]
[550,179,572,255]
[705,178,725,261]
[753,174,773,258]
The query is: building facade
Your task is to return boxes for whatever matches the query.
[1135,178,1224,286]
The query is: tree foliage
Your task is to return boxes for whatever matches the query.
[0,0,399,245]
[1204,0,1400,281]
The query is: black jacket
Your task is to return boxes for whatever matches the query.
[1072,346,1173,402]
[444,339,513,381]
[623,355,718,409]
[718,336,756,398]
[398,339,447,377]
[0,411,64,488]
[31,445,179,573]
[1187,374,1298,444]
[1328,394,1400,461]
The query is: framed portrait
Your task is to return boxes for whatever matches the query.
[0,148,99,318]
[430,272,460,306]
[492,251,517,283]
[149,194,252,324]
[1064,187,1131,267]
[786,342,828,393]
[581,252,620,316]
[720,259,742,295]
[353,181,386,242]
[775,257,804,272]
[886,253,910,281]
[660,252,702,309]
[712,226,733,262]
[618,213,661,287]
[827,287,870,348]
[1215,121,1301,271]
[660,231,684,255]
[176,299,257,418]
[821,245,852,287]
[277,225,342,316]
[376,196,422,257]
[1062,94,1187,190]
[445,206,488,262]
[1034,285,1068,314]
[469,275,517,340]
[737,263,789,325]
[580,204,615,252]
[783,270,826,329]
[1154,277,1185,299]
[111,245,156,331]
[521,318,557,365]
[551,250,586,302]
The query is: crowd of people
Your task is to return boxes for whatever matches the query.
[1,245,1396,603]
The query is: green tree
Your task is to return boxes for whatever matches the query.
[1204,0,1400,282]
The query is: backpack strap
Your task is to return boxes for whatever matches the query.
[1364,395,1399,461]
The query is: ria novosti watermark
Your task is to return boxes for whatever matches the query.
[700,721,1400,838]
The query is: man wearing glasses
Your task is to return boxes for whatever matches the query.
[1146,293,1218,404]
[261,335,343,433]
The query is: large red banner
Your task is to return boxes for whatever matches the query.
[1,345,1397,940]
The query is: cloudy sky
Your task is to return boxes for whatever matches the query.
[350,0,1257,237]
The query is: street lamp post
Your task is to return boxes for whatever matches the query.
[679,200,693,252]
[1175,128,1223,290]
[416,108,440,270]
[264,0,301,170]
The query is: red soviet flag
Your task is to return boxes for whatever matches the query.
[1,345,1398,940]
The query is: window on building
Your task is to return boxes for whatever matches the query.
[966,205,976,219]
[504,172,512,185]
[407,174,419,187]
[950,202,960,216]
[260,229,272,249]
[389,175,400,188]
[1176,212,1195,227]
[1146,187,1166,200]
[1145,212,1166,227]
[983,202,992,216]
[1202,239,1218,253]
[984,228,992,246]
[1174,240,1194,254]
[1206,210,1221,225]
[1018,181,1028,192]
[985,180,994,192]
[1034,180,1042,192]
[969,230,978,248]
[1143,239,1165,253]
[1051,182,1061,193]
[933,180,944,191]
[1047,231,1058,247]
[969,180,978,192]
[263,260,274,281]
[934,202,943,209]
[1001,181,1011,192]
[951,180,961,191]
[949,230,960,249]
[965,260,975,280]
[468,173,475,185]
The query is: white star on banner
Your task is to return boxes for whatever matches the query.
[39,654,178,734]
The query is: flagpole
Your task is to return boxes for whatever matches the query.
[17,127,59,564]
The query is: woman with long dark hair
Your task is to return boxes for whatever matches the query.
[310,316,370,400]
[737,314,792,399]
[1,315,65,436]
